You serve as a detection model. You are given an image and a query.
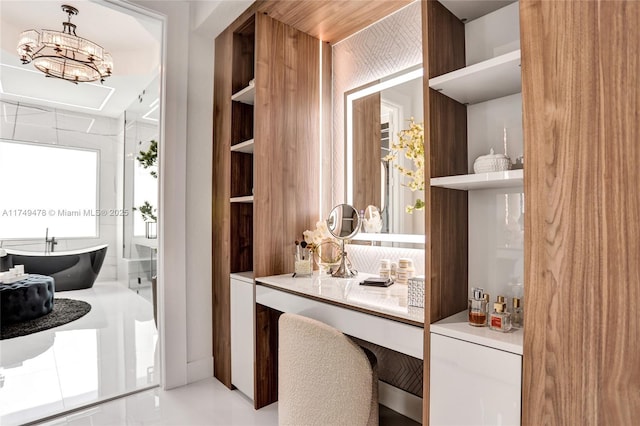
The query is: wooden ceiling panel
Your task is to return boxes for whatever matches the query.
[254,0,415,44]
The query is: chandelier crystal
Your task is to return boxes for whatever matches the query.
[17,5,113,84]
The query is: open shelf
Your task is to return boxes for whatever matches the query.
[230,195,254,203]
[231,85,255,105]
[430,169,523,190]
[231,139,254,154]
[430,310,523,355]
[428,50,521,105]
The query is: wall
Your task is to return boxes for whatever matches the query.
[0,100,121,282]
[332,1,422,212]
[129,0,189,389]
[127,0,252,388]
[184,14,214,383]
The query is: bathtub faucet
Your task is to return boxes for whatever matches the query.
[44,228,57,254]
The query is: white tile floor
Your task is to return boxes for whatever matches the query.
[34,378,279,426]
[0,281,158,426]
[2,281,419,426]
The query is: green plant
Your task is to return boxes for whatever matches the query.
[137,139,158,178]
[383,117,425,213]
[134,201,157,223]
[136,140,158,223]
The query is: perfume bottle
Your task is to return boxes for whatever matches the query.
[511,297,523,328]
[483,293,490,320]
[489,302,512,332]
[468,288,487,327]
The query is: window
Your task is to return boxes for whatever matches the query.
[0,140,99,239]
[133,154,158,237]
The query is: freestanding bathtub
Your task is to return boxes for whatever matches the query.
[5,244,108,291]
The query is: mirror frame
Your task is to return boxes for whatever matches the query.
[327,203,361,240]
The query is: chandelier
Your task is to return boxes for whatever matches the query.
[17,5,113,84]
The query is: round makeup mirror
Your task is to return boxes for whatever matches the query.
[326,204,361,277]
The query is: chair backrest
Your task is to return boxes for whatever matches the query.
[278,313,378,426]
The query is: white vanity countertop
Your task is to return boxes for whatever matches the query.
[430,310,523,355]
[256,272,425,327]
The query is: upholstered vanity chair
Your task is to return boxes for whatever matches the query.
[278,313,379,426]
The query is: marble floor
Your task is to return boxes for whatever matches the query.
[0,281,158,426]
[33,378,279,426]
[2,281,420,426]
[31,378,419,426]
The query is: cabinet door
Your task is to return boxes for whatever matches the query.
[430,333,521,425]
[230,277,254,399]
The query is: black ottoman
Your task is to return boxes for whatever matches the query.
[0,275,55,324]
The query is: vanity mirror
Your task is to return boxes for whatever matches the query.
[345,66,425,245]
[326,204,361,278]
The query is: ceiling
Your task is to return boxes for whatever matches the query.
[0,0,162,118]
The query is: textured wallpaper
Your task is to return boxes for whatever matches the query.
[331,1,423,209]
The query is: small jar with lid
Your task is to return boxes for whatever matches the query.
[489,302,512,332]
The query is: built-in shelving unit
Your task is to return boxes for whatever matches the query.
[228,16,256,275]
[428,50,521,105]
[214,7,327,408]
[231,85,255,105]
[431,169,523,190]
[424,1,524,422]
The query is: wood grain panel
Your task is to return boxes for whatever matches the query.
[352,93,382,211]
[231,102,254,145]
[212,27,233,388]
[521,0,640,424]
[257,0,414,44]
[428,187,467,323]
[255,304,282,408]
[428,89,467,178]
[422,1,467,423]
[230,152,253,198]
[230,203,253,273]
[426,0,465,78]
[224,0,413,45]
[232,18,255,92]
[253,13,323,408]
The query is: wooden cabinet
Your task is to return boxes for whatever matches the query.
[520,0,640,424]
[430,332,521,425]
[230,273,255,399]
[212,6,328,406]
[422,0,523,422]
[423,0,640,424]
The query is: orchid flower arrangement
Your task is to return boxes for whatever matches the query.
[303,220,334,252]
[383,117,425,213]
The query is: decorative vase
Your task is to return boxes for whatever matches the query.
[314,240,342,274]
[145,221,157,239]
